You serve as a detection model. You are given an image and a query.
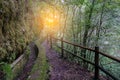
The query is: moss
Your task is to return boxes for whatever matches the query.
[27,40,49,80]
[0,0,35,62]
[0,48,7,61]
[12,46,30,79]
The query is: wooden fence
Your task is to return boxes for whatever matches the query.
[49,36,120,80]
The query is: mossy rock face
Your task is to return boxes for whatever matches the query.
[0,0,36,62]
[0,48,7,61]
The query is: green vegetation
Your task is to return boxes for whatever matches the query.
[0,0,34,63]
[44,0,120,79]
[0,0,43,79]
[0,0,120,80]
[12,46,31,80]
[0,62,13,80]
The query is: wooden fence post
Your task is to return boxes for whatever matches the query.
[50,35,52,49]
[94,47,99,80]
[47,34,48,44]
[61,37,64,58]
[73,45,77,63]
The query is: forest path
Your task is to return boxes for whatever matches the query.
[42,41,92,80]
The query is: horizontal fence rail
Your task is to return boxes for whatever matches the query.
[49,36,120,80]
[53,37,120,63]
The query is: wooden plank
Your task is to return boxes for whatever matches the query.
[11,54,25,69]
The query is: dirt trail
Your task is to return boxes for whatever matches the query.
[43,41,92,80]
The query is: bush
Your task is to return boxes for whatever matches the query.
[0,62,13,80]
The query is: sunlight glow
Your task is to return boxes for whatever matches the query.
[34,4,64,36]
[40,7,61,35]
[44,11,59,27]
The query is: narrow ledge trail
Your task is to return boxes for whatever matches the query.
[15,42,38,80]
[43,41,92,80]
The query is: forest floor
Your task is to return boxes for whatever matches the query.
[43,41,93,80]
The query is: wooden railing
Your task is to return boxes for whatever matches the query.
[49,36,120,80]
[0,71,4,80]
